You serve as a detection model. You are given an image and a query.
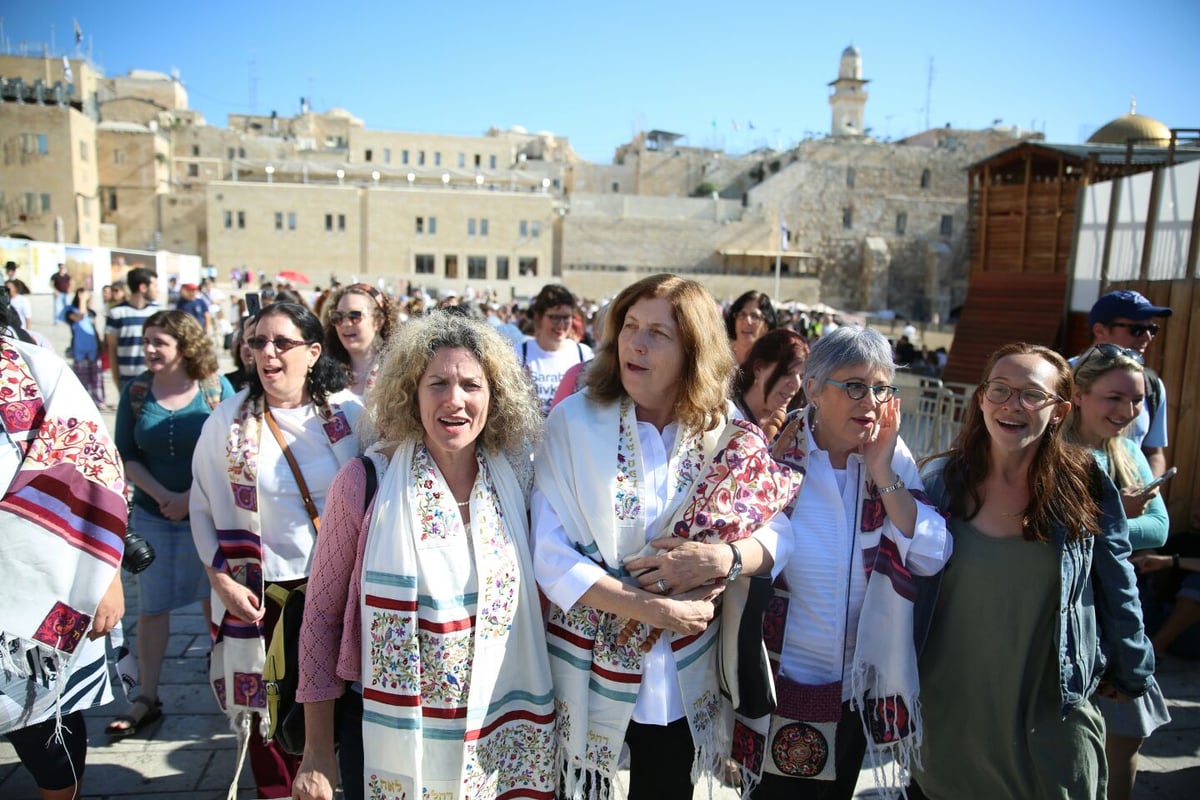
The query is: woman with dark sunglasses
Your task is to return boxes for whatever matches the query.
[910,343,1153,800]
[322,283,399,397]
[190,302,364,799]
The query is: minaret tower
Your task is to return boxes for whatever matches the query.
[829,45,869,137]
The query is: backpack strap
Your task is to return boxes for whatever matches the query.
[359,455,377,515]
[521,340,528,367]
[1143,366,1162,421]
[128,372,154,421]
[577,342,584,362]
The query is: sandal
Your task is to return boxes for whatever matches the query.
[105,694,163,738]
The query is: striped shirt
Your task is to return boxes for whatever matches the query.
[106,302,160,385]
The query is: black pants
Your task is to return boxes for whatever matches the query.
[4,710,88,791]
[336,687,365,800]
[624,717,696,800]
[750,700,868,800]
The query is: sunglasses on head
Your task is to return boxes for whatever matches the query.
[1077,343,1144,371]
[329,310,367,325]
[1106,322,1159,337]
[246,336,310,353]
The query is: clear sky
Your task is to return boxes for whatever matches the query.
[5,1,1198,162]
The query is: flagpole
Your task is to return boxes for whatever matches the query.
[774,250,781,304]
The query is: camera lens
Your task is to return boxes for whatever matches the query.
[122,531,156,574]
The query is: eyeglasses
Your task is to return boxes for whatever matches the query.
[329,310,366,325]
[982,381,1062,410]
[246,336,310,353]
[545,314,573,325]
[1106,322,1159,337]
[825,379,898,403]
[1077,342,1144,370]
[736,310,766,323]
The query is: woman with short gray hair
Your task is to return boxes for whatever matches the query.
[737,325,952,799]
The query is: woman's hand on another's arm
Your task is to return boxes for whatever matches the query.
[205,565,264,623]
[627,538,729,594]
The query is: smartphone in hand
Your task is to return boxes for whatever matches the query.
[245,292,261,317]
[1139,466,1178,494]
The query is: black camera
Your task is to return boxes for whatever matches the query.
[121,530,156,574]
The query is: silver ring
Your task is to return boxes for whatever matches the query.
[656,578,668,594]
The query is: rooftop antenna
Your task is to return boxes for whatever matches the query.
[925,57,934,131]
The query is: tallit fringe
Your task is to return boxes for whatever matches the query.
[850,665,923,799]
[689,719,728,800]
[225,710,253,800]
[556,750,614,800]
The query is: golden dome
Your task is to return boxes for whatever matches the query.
[1088,109,1171,146]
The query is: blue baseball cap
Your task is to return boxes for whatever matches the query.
[1088,290,1172,327]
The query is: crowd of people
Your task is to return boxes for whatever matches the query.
[0,265,1193,800]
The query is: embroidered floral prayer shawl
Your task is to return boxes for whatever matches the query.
[732,410,936,792]
[359,440,556,800]
[535,394,796,799]
[0,338,126,733]
[190,389,358,737]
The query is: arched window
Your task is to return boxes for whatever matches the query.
[920,168,931,189]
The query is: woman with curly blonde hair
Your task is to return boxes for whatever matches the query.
[294,311,554,800]
[533,274,797,797]
[107,309,234,738]
[322,283,399,397]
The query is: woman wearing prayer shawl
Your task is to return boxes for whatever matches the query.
[293,312,555,800]
[190,302,363,799]
[533,273,797,799]
[742,326,951,800]
[0,289,127,799]
[910,344,1153,799]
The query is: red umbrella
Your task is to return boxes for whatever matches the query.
[275,270,311,286]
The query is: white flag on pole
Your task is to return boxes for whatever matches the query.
[62,56,74,84]
[780,213,789,252]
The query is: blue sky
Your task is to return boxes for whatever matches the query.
[6,1,1198,162]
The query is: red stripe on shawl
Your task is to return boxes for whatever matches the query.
[11,464,130,538]
[466,708,557,741]
[422,705,469,719]
[496,788,554,800]
[418,616,473,634]
[670,628,708,651]
[364,595,418,612]
[591,662,643,684]
[862,536,917,602]
[363,687,420,707]
[1,495,123,566]
[546,623,594,651]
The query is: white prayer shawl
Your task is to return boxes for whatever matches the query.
[0,338,126,733]
[359,440,556,800]
[189,388,361,739]
[535,393,796,799]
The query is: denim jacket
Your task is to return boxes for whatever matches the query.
[914,456,1154,717]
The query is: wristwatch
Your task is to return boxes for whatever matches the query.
[879,475,906,495]
[726,542,743,581]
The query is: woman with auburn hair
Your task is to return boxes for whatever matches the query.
[107,310,235,738]
[732,327,809,437]
[322,283,399,397]
[533,274,797,797]
[294,312,553,800]
[1064,345,1170,800]
[911,343,1154,799]
[725,290,778,366]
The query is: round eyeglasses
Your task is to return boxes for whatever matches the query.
[825,379,897,403]
[982,381,1062,410]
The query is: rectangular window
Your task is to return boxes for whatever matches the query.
[37,134,49,155]
[109,190,119,212]
[531,221,541,238]
[275,212,284,230]
[519,220,528,238]
[415,254,435,274]
[80,141,88,161]
[842,208,853,229]
[434,152,442,167]
[458,153,465,168]
[480,218,488,237]
[496,256,509,280]
[416,216,425,234]
[468,256,487,280]
[238,147,246,158]
[489,155,497,170]
[612,182,620,192]
[288,212,297,230]
[402,149,410,165]
[338,214,346,232]
[445,254,458,279]
[474,154,481,168]
[846,167,855,188]
[237,211,246,229]
[895,212,907,235]
[467,218,476,236]
[227,147,235,160]
[188,163,199,177]
[24,193,36,214]
[224,210,233,229]
[384,147,391,164]
[418,151,426,166]
[114,149,125,164]
[192,145,200,157]
[940,215,953,236]
[428,216,437,234]
[518,257,538,277]
[325,213,334,232]
[365,149,373,162]
[40,193,51,213]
